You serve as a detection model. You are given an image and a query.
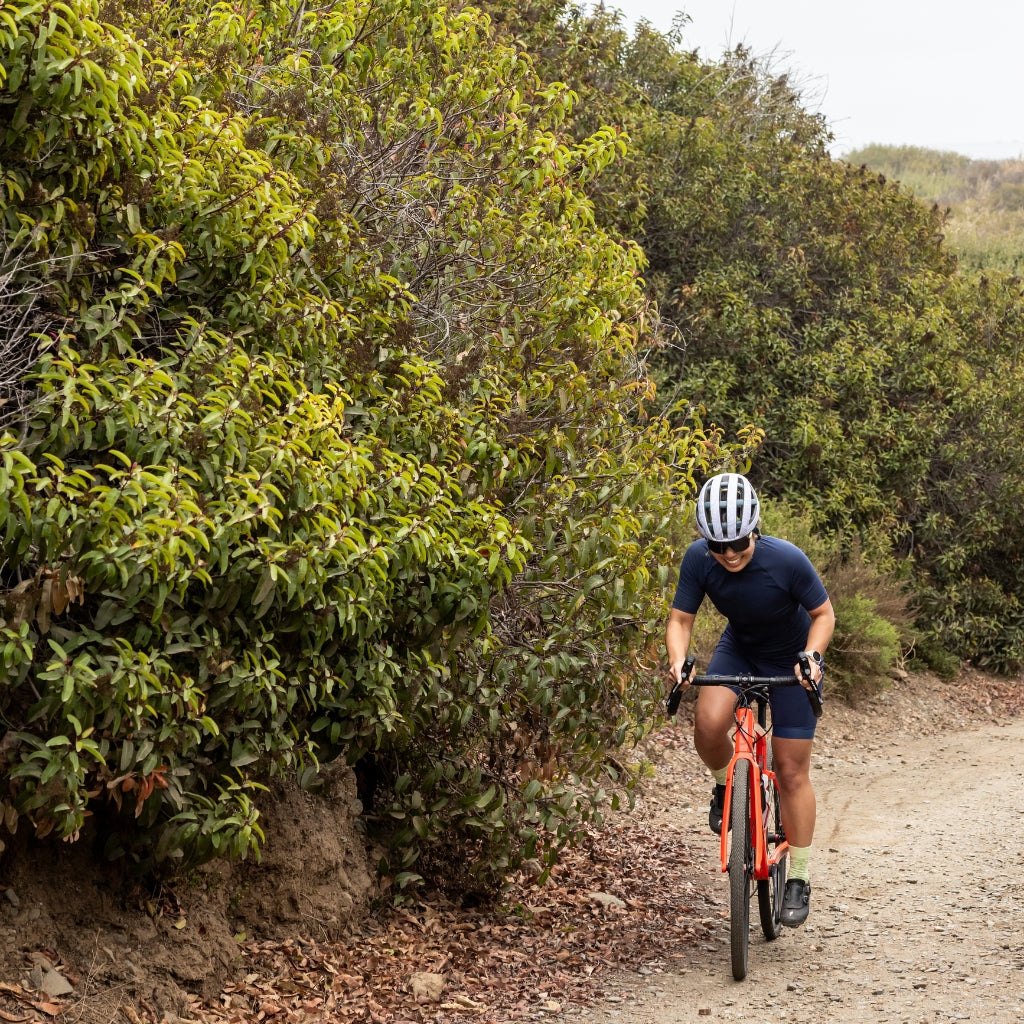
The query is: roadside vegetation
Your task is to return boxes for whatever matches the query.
[845,143,1024,273]
[0,0,1021,898]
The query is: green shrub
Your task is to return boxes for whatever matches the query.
[0,0,733,892]
[825,593,901,700]
[912,575,1024,675]
[907,641,961,681]
[761,504,914,700]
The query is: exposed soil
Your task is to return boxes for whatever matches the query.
[0,667,1020,1024]
[0,763,376,1023]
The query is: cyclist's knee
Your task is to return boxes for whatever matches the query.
[771,741,813,792]
[694,687,734,726]
[693,709,732,750]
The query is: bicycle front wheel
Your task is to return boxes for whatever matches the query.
[757,765,787,940]
[728,764,753,981]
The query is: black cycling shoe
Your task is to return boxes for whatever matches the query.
[780,878,811,927]
[708,783,727,835]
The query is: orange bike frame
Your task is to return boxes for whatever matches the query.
[717,703,789,877]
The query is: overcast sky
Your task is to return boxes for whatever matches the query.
[602,0,1024,162]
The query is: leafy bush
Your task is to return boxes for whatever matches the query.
[906,640,962,681]
[911,574,1024,676]
[824,590,903,701]
[0,0,736,891]
[7,0,1024,902]
[622,50,1024,677]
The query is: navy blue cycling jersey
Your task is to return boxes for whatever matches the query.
[671,535,829,665]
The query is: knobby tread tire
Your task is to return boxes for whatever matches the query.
[728,764,752,981]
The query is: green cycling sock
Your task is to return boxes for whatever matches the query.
[788,844,811,882]
[712,766,729,786]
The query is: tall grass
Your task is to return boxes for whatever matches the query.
[843,145,1024,274]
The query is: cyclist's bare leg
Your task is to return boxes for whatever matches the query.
[693,685,737,773]
[771,737,815,847]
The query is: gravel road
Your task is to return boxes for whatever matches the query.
[558,703,1024,1024]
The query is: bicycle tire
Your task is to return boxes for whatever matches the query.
[757,762,786,940]
[728,763,753,981]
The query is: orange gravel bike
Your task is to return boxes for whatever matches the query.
[667,654,822,980]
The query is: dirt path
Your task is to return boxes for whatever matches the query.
[556,705,1024,1023]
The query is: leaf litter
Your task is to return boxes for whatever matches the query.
[204,778,716,1024]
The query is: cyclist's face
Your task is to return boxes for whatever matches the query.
[710,535,755,572]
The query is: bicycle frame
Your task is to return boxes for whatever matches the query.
[717,696,787,879]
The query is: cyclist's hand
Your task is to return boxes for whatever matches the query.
[794,652,822,689]
[665,657,695,717]
[796,653,825,718]
[669,658,696,686]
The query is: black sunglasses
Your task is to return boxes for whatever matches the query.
[707,534,753,555]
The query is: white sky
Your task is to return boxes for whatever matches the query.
[601,0,1024,161]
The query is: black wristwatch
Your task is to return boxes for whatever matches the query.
[807,650,823,665]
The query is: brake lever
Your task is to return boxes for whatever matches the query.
[797,652,824,718]
[665,655,695,717]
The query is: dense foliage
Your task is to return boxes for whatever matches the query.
[2,0,1023,896]
[490,7,1024,674]
[652,128,1024,671]
[0,0,733,889]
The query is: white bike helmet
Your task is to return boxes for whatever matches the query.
[695,473,760,542]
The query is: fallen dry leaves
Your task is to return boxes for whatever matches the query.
[943,668,1024,719]
[0,980,64,1021]
[195,754,715,1024]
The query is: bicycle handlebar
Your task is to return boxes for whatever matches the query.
[691,674,802,686]
[665,654,823,719]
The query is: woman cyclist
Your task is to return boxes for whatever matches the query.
[665,473,835,927]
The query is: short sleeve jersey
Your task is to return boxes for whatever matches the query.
[671,535,829,662]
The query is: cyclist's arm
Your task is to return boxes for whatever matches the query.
[796,598,836,686]
[666,607,696,684]
[806,598,835,658]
